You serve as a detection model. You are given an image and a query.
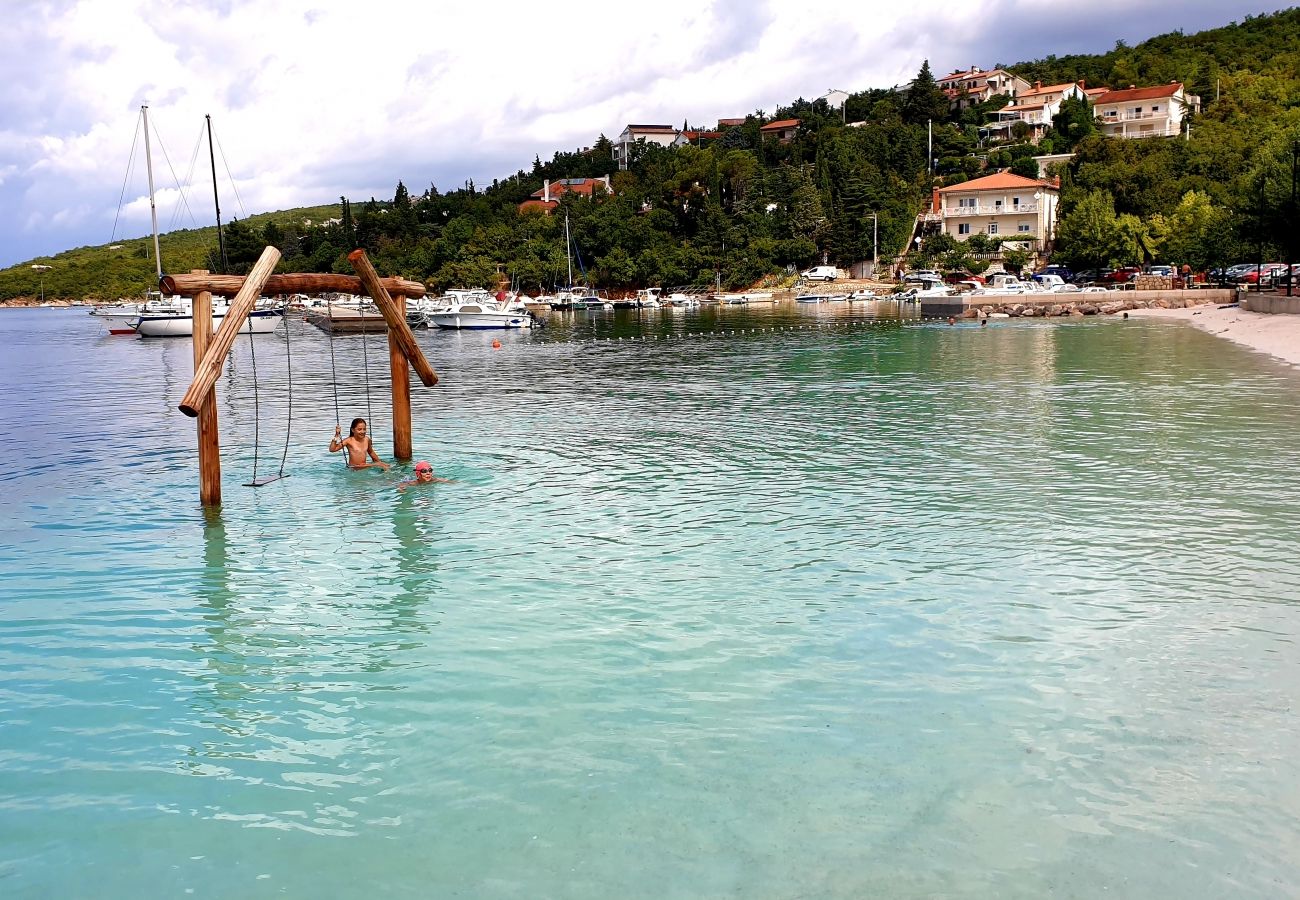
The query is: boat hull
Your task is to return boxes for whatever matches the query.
[429,312,535,329]
[135,309,282,337]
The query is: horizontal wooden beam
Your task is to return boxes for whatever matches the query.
[161,272,426,299]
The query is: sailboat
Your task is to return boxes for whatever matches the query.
[130,108,282,337]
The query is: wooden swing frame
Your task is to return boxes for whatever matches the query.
[174,247,438,507]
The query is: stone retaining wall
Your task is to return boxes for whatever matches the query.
[1243,293,1300,315]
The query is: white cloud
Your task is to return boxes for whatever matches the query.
[0,0,1273,266]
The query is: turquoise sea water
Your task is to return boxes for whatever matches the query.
[2,305,1299,898]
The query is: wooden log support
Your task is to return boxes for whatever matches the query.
[192,284,222,506]
[161,272,426,299]
[347,249,438,388]
[388,295,413,460]
[178,246,281,417]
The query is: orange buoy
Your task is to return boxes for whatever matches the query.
[491,339,502,349]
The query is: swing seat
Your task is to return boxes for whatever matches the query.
[244,474,290,488]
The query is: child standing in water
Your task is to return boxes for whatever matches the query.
[329,418,390,471]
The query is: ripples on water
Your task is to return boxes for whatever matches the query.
[2,307,1299,897]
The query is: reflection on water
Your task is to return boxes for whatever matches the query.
[2,307,1300,897]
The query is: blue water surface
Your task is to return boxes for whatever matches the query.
[1,305,1299,898]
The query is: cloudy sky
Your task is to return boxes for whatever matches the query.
[0,0,1272,268]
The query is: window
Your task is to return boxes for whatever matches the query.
[958,197,976,208]
[1012,196,1021,208]
[994,199,1003,210]
[1018,224,1031,233]
[958,223,970,235]
[1152,105,1160,112]
[988,223,998,235]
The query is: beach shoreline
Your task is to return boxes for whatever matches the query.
[1126,303,1300,368]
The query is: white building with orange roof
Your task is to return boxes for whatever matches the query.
[1091,82,1200,138]
[922,171,1061,257]
[937,66,1031,111]
[984,80,1086,141]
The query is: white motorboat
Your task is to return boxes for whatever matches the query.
[900,274,954,297]
[969,273,1030,296]
[136,304,284,337]
[92,306,145,334]
[428,294,537,329]
[633,288,663,308]
[663,292,700,308]
[795,293,830,303]
[715,291,775,305]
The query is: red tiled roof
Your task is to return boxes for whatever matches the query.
[527,178,611,200]
[518,199,557,213]
[717,118,746,127]
[760,118,800,131]
[1020,82,1080,98]
[1092,83,1183,105]
[938,172,1056,193]
[680,130,722,140]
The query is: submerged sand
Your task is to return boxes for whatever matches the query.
[1126,303,1300,368]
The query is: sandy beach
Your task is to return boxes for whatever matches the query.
[1127,302,1300,368]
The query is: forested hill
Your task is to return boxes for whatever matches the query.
[1009,9,1300,100]
[4,8,1298,301]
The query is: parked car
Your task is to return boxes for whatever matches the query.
[1070,269,1104,285]
[800,265,839,282]
[1236,263,1289,286]
[1037,264,1074,282]
[1146,265,1174,277]
[1101,266,1141,284]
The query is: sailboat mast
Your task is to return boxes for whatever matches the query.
[141,105,163,282]
[565,212,573,287]
[206,115,227,273]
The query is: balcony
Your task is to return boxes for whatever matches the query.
[1098,110,1171,122]
[945,203,1039,217]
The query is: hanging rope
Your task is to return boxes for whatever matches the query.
[359,298,373,427]
[326,300,341,428]
[243,308,290,487]
[245,315,262,485]
[276,303,293,477]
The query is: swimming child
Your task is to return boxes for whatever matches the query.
[397,460,453,491]
[330,418,390,471]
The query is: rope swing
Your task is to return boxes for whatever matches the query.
[243,309,292,487]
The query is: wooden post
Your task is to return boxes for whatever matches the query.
[347,249,438,387]
[388,295,412,460]
[192,281,222,506]
[179,246,280,417]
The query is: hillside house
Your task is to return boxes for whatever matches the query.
[821,88,850,110]
[613,124,678,169]
[921,171,1061,261]
[673,129,723,147]
[759,118,800,143]
[937,67,1030,111]
[517,177,613,214]
[1091,82,1200,138]
[983,80,1085,142]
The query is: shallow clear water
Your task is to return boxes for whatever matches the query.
[2,306,1299,898]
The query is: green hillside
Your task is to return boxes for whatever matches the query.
[0,205,341,302]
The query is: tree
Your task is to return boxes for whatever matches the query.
[902,60,949,126]
[1055,189,1123,269]
[1050,95,1096,149]
[1157,190,1236,272]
